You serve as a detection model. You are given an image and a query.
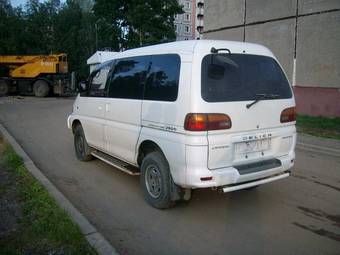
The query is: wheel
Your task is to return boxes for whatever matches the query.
[33,80,49,97]
[74,124,93,162]
[0,80,9,96]
[140,151,176,209]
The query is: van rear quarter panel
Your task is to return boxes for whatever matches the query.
[138,53,193,185]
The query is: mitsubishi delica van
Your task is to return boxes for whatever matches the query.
[67,40,296,209]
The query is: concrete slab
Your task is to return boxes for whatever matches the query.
[298,0,340,15]
[245,18,296,83]
[296,11,340,88]
[246,0,297,23]
[204,0,245,31]
[204,27,244,41]
[293,86,340,117]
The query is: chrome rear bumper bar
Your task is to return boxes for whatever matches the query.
[221,172,290,193]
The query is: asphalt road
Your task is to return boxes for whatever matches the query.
[0,96,339,255]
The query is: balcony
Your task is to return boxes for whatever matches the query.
[197,0,204,8]
[197,25,204,34]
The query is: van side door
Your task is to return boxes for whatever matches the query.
[77,62,112,151]
[104,56,150,163]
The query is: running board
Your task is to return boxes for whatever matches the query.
[91,151,140,176]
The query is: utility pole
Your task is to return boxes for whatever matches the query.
[95,23,98,50]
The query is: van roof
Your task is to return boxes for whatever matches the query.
[112,40,275,60]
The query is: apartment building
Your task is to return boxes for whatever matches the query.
[204,0,340,117]
[175,0,204,40]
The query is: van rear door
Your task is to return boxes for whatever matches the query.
[200,53,296,169]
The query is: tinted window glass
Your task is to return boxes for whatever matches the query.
[201,54,292,102]
[144,54,181,102]
[108,56,149,99]
[88,62,112,97]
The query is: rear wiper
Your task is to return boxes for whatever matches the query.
[246,94,279,109]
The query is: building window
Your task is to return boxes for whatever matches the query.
[185,26,190,33]
[185,1,190,9]
[185,14,190,21]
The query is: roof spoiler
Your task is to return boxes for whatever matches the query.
[210,47,231,54]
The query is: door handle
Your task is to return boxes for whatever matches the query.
[105,103,110,112]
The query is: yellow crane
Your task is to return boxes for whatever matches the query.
[0,53,73,97]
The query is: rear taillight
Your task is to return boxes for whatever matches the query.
[184,113,232,131]
[280,107,296,123]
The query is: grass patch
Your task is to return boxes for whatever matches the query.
[297,115,340,140]
[0,141,97,255]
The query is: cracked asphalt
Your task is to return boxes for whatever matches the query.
[0,96,339,255]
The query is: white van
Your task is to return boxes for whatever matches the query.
[67,40,296,209]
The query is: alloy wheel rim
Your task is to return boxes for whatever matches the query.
[145,164,162,198]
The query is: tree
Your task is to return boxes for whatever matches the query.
[75,0,93,12]
[0,0,24,54]
[0,0,183,79]
[93,0,183,50]
[127,0,183,47]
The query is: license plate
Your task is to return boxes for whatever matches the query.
[235,139,270,154]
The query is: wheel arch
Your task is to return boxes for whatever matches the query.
[71,119,82,134]
[137,140,165,167]
[136,134,186,187]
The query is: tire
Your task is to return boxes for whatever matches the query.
[140,151,176,209]
[74,124,93,162]
[33,80,49,97]
[0,80,9,96]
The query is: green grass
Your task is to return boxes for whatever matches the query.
[296,115,340,140]
[0,142,97,255]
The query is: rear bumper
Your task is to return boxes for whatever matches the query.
[221,171,290,193]
[183,150,294,189]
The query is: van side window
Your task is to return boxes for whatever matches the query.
[144,54,180,102]
[108,56,149,99]
[89,64,111,97]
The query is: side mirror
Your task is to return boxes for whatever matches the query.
[78,80,88,92]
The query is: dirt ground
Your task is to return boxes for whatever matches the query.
[1,97,340,255]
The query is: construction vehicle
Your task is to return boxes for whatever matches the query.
[0,53,75,97]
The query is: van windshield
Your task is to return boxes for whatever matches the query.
[201,54,292,102]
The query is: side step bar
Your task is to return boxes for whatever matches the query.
[91,151,140,176]
[221,172,290,193]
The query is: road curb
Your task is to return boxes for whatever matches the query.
[296,142,340,158]
[0,124,118,255]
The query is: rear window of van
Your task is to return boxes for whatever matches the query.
[201,54,292,102]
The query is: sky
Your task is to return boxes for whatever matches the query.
[10,0,26,7]
[10,0,65,7]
